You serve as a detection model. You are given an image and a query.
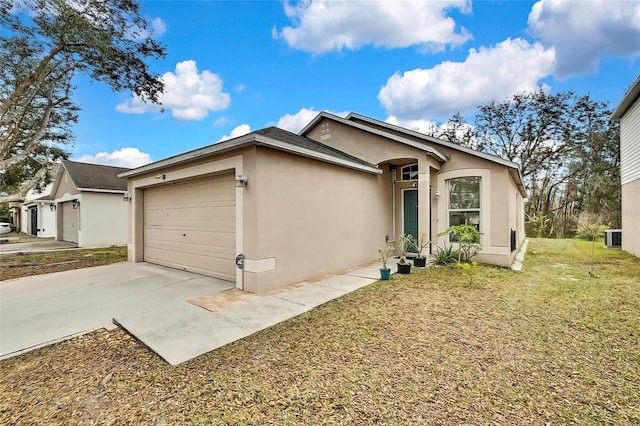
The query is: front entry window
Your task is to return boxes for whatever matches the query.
[448,177,480,237]
[401,164,418,181]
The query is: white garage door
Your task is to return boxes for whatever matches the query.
[143,174,236,281]
[61,201,78,243]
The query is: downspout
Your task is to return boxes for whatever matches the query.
[391,165,396,242]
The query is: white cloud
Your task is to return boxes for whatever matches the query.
[378,38,555,120]
[276,107,322,132]
[152,17,167,36]
[213,116,229,127]
[385,117,440,135]
[276,107,349,133]
[528,0,640,77]
[116,60,230,121]
[76,148,152,168]
[275,0,472,54]
[218,124,252,142]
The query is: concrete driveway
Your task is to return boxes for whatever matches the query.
[0,239,77,254]
[1,261,390,365]
[1,262,233,360]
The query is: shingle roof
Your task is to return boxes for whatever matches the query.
[62,160,130,191]
[254,127,377,168]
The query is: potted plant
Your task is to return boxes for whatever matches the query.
[396,234,413,274]
[413,233,430,267]
[378,245,393,280]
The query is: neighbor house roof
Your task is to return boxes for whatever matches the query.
[61,160,130,192]
[300,111,526,194]
[120,126,381,178]
[611,74,640,120]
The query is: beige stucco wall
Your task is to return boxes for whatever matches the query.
[125,145,390,293]
[78,192,128,247]
[306,117,525,266]
[53,169,80,199]
[622,179,640,256]
[126,149,254,290]
[243,146,390,293]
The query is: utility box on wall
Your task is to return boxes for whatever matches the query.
[604,229,622,248]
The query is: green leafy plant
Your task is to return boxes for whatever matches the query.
[432,244,460,266]
[457,261,480,286]
[438,225,482,262]
[526,212,551,238]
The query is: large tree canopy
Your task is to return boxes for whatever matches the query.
[0,0,166,200]
[431,90,620,237]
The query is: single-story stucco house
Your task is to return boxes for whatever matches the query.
[48,160,130,247]
[120,112,526,293]
[611,74,640,257]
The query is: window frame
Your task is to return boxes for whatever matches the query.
[447,176,481,241]
[400,164,418,181]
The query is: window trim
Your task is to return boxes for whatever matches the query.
[447,176,481,241]
[399,163,418,182]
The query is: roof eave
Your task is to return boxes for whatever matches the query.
[611,74,640,120]
[119,134,258,178]
[301,111,448,163]
[253,134,381,175]
[119,131,381,179]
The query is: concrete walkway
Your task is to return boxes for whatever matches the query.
[1,261,394,365]
[0,239,77,255]
[511,238,529,272]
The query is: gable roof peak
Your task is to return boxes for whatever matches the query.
[61,159,130,192]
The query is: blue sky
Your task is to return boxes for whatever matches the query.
[72,0,640,168]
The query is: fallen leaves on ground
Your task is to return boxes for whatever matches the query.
[1,239,639,425]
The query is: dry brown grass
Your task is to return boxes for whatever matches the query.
[1,238,639,425]
[1,246,127,281]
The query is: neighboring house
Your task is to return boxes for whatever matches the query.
[120,112,525,293]
[48,160,131,247]
[611,74,640,257]
[19,184,56,238]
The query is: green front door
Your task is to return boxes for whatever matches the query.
[403,190,418,249]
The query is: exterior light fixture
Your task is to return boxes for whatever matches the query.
[49,203,56,211]
[235,175,248,188]
[123,191,131,202]
[434,190,440,200]
[72,199,79,209]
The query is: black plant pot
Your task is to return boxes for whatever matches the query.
[413,257,426,267]
[397,263,412,274]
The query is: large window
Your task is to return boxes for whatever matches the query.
[401,164,418,181]
[448,176,481,233]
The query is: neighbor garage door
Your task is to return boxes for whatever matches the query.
[143,174,236,281]
[61,201,78,243]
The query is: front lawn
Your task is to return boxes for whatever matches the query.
[1,246,127,281]
[1,238,639,424]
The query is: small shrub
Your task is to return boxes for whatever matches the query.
[526,212,551,238]
[438,224,482,262]
[575,213,607,241]
[433,244,460,265]
[457,261,480,286]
